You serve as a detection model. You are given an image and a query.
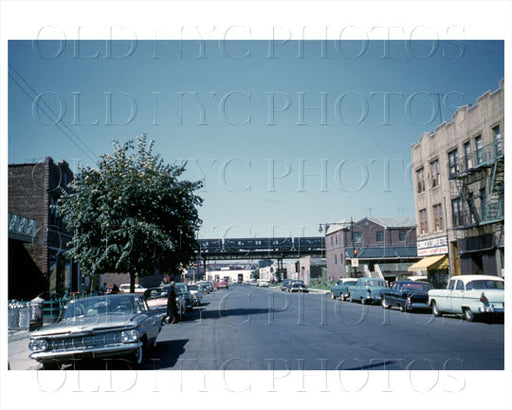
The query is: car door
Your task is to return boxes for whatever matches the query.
[437,279,456,312]
[449,279,465,313]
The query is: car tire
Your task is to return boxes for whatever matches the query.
[432,301,442,317]
[381,297,390,309]
[349,294,354,303]
[463,308,475,322]
[361,297,367,305]
[331,292,335,300]
[399,304,406,312]
[340,294,345,301]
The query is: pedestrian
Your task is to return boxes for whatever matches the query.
[99,282,108,295]
[111,283,121,294]
[166,281,179,324]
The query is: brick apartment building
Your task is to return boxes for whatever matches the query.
[411,80,504,284]
[8,157,78,300]
[325,217,418,282]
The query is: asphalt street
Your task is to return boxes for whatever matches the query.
[9,284,504,371]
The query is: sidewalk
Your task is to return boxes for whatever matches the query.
[8,329,41,370]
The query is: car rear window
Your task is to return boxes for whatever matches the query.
[466,280,504,290]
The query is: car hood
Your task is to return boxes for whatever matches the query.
[31,314,135,338]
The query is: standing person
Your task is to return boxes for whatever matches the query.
[166,282,179,324]
[111,283,121,294]
[99,282,108,295]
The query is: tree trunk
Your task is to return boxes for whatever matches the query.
[130,272,136,294]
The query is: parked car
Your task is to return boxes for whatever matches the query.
[187,284,203,305]
[280,279,295,291]
[119,283,147,294]
[145,285,186,319]
[407,276,428,282]
[330,278,358,300]
[289,282,309,293]
[346,277,388,304]
[175,283,194,311]
[196,281,212,293]
[28,294,163,369]
[380,281,433,312]
[428,275,504,321]
[257,281,269,287]
[215,280,229,290]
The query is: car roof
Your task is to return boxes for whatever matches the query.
[450,275,504,283]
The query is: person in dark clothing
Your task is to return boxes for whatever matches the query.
[166,282,179,324]
[111,283,121,294]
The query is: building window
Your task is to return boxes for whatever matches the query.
[448,149,459,178]
[451,197,464,227]
[433,203,443,231]
[475,136,483,165]
[419,209,428,234]
[430,160,440,187]
[335,235,338,245]
[463,141,473,170]
[334,254,337,264]
[352,232,362,243]
[376,231,384,242]
[398,230,407,242]
[330,236,333,246]
[416,167,425,193]
[493,125,502,156]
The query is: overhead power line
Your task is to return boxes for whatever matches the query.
[9,63,98,164]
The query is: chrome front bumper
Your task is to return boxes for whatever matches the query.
[30,341,142,362]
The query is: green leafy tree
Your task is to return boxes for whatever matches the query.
[57,134,203,292]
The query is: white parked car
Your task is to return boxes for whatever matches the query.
[258,281,269,287]
[428,275,504,321]
[187,284,203,305]
[119,283,147,294]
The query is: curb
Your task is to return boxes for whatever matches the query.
[8,330,31,343]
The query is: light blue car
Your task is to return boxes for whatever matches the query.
[346,277,389,304]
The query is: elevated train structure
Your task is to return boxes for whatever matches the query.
[196,236,325,260]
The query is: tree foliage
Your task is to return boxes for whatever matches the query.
[57,134,203,290]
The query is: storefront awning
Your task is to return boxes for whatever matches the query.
[407,255,448,271]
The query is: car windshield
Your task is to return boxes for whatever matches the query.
[188,285,198,290]
[63,296,136,319]
[402,283,432,291]
[466,280,504,290]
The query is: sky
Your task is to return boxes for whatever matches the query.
[8,40,504,239]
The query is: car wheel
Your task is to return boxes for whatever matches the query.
[399,304,405,312]
[349,294,354,303]
[464,308,475,322]
[432,301,442,317]
[41,360,61,370]
[331,292,335,300]
[361,297,366,305]
[381,297,390,309]
[340,293,345,301]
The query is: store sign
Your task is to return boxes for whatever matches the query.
[351,258,359,267]
[417,236,448,257]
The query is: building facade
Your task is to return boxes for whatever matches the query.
[8,157,78,300]
[325,217,418,282]
[411,80,504,283]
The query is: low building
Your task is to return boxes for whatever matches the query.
[411,80,504,285]
[325,217,419,282]
[8,157,78,300]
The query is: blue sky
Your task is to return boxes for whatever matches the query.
[8,40,504,238]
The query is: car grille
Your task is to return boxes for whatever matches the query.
[49,332,123,351]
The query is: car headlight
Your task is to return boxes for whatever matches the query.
[121,329,140,343]
[29,339,48,352]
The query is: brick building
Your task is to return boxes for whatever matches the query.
[410,80,504,285]
[325,217,418,282]
[8,157,78,300]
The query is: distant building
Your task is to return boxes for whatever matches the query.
[325,217,418,282]
[8,157,78,300]
[410,80,504,286]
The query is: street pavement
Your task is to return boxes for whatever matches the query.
[8,285,504,370]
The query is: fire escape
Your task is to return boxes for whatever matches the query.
[449,138,504,252]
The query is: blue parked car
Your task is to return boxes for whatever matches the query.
[346,277,388,304]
